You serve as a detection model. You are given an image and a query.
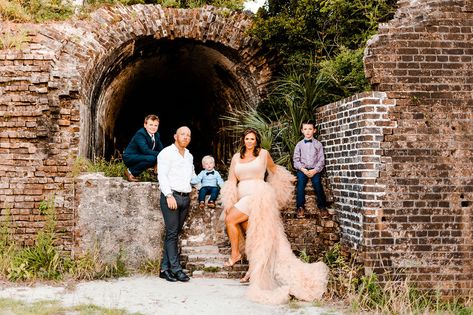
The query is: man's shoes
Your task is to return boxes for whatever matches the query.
[296,207,305,218]
[207,201,216,209]
[159,270,177,282]
[199,201,205,209]
[173,270,190,282]
[124,169,138,182]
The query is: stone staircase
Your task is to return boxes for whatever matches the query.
[179,195,248,279]
[180,245,247,279]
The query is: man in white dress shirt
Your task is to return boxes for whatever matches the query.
[157,126,195,282]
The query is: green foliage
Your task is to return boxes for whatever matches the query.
[0,30,30,50]
[253,0,397,61]
[251,0,397,104]
[298,249,310,263]
[317,46,370,104]
[0,0,30,22]
[83,0,243,9]
[139,257,161,275]
[220,102,275,152]
[0,199,129,282]
[72,156,128,178]
[321,243,473,313]
[7,197,62,281]
[202,266,219,272]
[323,243,362,299]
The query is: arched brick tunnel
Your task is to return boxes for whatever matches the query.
[59,5,275,163]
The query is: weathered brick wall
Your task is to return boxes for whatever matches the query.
[0,24,76,248]
[0,6,273,250]
[316,92,396,250]
[364,0,473,294]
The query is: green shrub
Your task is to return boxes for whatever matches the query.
[0,0,31,22]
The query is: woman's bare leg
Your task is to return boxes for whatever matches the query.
[240,220,248,233]
[225,207,248,260]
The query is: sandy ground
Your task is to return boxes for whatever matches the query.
[0,276,339,315]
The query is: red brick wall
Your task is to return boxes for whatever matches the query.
[316,92,396,249]
[364,0,473,294]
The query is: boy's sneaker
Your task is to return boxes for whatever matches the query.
[199,201,205,209]
[296,207,305,218]
[207,201,216,209]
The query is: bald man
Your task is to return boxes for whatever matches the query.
[157,126,195,282]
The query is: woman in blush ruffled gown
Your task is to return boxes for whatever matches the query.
[221,128,329,305]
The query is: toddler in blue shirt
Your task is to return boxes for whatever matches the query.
[191,155,224,209]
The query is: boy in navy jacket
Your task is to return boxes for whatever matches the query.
[123,114,164,181]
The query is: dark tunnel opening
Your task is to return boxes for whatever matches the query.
[91,37,259,169]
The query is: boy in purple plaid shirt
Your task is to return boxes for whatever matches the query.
[293,120,327,218]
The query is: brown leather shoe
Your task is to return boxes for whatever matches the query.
[207,201,216,209]
[124,169,138,182]
[199,201,205,209]
[296,207,305,218]
[153,164,158,174]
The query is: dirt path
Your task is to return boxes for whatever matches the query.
[0,276,337,315]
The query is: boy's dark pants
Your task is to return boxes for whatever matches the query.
[123,154,156,176]
[296,170,327,209]
[198,186,219,202]
[160,192,190,273]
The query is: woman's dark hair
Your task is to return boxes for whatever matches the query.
[239,128,261,159]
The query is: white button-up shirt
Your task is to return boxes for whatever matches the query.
[157,144,195,196]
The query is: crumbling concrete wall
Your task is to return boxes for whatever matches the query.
[74,173,164,268]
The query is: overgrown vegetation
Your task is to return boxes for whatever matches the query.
[0,0,244,23]
[0,199,129,282]
[71,157,156,181]
[320,244,473,314]
[0,0,74,22]
[250,0,397,106]
[221,64,323,169]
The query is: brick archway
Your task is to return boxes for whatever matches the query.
[45,5,274,161]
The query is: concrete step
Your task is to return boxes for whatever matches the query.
[191,270,247,279]
[186,261,248,272]
[183,253,228,263]
[181,245,220,254]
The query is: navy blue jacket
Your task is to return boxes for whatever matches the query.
[123,127,164,158]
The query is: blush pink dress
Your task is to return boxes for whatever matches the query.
[221,149,329,304]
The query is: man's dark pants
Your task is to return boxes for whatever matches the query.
[160,192,190,273]
[296,170,327,209]
[123,154,156,177]
[198,186,219,202]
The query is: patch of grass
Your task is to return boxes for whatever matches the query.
[71,156,127,178]
[298,249,310,263]
[72,156,157,182]
[323,243,362,300]
[0,199,129,282]
[138,258,161,275]
[0,29,30,50]
[0,298,138,315]
[322,243,473,314]
[202,266,219,273]
[0,0,30,21]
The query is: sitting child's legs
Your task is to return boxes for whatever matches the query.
[311,173,327,209]
[125,155,156,176]
[295,170,309,209]
[207,186,220,202]
[198,187,210,202]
